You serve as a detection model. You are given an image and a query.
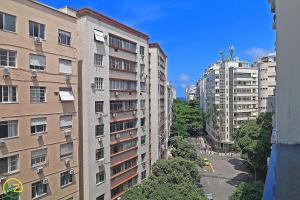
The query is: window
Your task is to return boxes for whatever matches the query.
[96,148,104,160]
[31,180,47,198]
[110,120,137,133]
[60,170,73,186]
[96,194,105,200]
[109,80,136,91]
[141,153,146,162]
[140,82,146,91]
[0,120,17,139]
[30,86,45,103]
[140,100,146,110]
[60,115,73,129]
[58,30,71,46]
[0,155,18,175]
[141,171,146,180]
[94,30,105,42]
[0,49,16,67]
[96,170,105,184]
[140,46,145,55]
[141,135,146,145]
[96,124,104,137]
[0,12,16,32]
[60,142,73,159]
[0,85,17,103]
[30,54,45,70]
[141,118,145,127]
[95,101,104,113]
[59,59,72,74]
[95,78,104,90]
[29,21,45,39]
[30,117,47,134]
[109,35,136,53]
[94,54,103,66]
[109,57,136,72]
[140,64,145,74]
[59,87,74,101]
[31,148,47,167]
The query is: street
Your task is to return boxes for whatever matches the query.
[189,137,253,200]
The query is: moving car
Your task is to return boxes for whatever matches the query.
[205,193,214,200]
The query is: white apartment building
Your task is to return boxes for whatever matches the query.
[76,8,150,200]
[149,43,169,164]
[185,85,197,102]
[255,53,276,113]
[202,57,258,151]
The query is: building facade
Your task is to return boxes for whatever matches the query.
[255,53,276,113]
[149,43,168,164]
[0,0,79,199]
[185,85,197,103]
[77,8,151,200]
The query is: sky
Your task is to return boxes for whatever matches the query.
[40,0,275,97]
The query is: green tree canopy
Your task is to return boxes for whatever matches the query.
[229,182,264,200]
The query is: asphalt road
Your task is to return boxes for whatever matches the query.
[189,137,252,200]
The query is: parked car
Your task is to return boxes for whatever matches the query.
[205,193,214,200]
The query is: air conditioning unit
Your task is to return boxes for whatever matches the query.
[115,91,119,96]
[36,134,43,140]
[0,139,6,147]
[66,74,72,81]
[69,169,74,175]
[115,134,121,139]
[65,158,71,165]
[112,113,116,118]
[42,179,48,184]
[91,83,95,88]
[98,137,103,142]
[98,159,105,166]
[97,112,105,118]
[34,37,42,43]
[3,67,11,77]
[31,70,38,79]
[64,129,71,136]
[36,167,43,174]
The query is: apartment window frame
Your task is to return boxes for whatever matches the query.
[58,29,71,46]
[0,12,16,32]
[140,82,146,91]
[31,180,47,199]
[140,46,145,55]
[96,148,104,161]
[0,49,16,67]
[60,142,73,159]
[95,124,104,137]
[96,194,105,200]
[95,101,104,113]
[60,170,73,187]
[59,58,72,74]
[29,21,45,39]
[94,53,103,67]
[0,85,17,103]
[141,170,146,180]
[30,117,47,135]
[0,155,19,175]
[141,135,146,145]
[96,169,105,185]
[94,77,104,90]
[0,120,18,139]
[31,148,47,167]
[29,54,46,70]
[60,115,73,130]
[140,118,145,127]
[30,86,46,103]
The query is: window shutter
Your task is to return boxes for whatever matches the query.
[31,118,47,126]
[59,59,72,74]
[30,54,45,67]
[60,115,72,127]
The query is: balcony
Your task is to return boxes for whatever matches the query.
[110,146,138,165]
[111,166,138,187]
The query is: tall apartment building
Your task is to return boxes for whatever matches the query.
[202,57,258,151]
[0,0,79,199]
[167,82,175,143]
[76,8,151,200]
[149,43,168,163]
[185,85,197,103]
[255,53,276,113]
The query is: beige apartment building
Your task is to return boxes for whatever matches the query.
[0,0,79,199]
[149,43,169,164]
[76,8,151,200]
[255,53,276,113]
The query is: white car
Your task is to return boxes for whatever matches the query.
[205,193,213,200]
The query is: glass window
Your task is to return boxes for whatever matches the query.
[140,46,145,55]
[30,117,47,134]
[0,85,17,103]
[30,86,46,103]
[141,135,146,145]
[96,170,105,184]
[60,115,72,129]
[0,155,19,175]
[0,120,17,138]
[94,54,103,66]
[96,194,105,200]
[140,82,146,91]
[0,12,16,32]
[29,21,45,39]
[95,101,104,113]
[31,148,47,167]
[140,64,145,74]
[59,58,72,74]
[95,124,104,137]
[58,30,71,46]
[31,180,47,198]
[141,118,145,127]
[60,170,73,186]
[95,78,104,90]
[141,153,146,162]
[30,54,45,70]
[60,142,73,159]
[141,170,146,180]
[96,148,104,160]
[0,49,16,67]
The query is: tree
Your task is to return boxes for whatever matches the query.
[229,182,264,200]
[233,113,272,180]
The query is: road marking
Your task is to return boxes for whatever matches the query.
[209,163,215,173]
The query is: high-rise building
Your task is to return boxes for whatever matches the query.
[0,0,79,199]
[76,8,151,200]
[201,56,258,151]
[149,43,168,163]
[185,85,197,102]
[255,53,276,113]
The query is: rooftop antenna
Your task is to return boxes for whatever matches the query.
[229,45,235,61]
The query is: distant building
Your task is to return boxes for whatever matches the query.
[185,85,197,102]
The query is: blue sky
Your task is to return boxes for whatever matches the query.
[40,0,275,97]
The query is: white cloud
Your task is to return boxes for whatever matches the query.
[179,74,190,82]
[245,47,271,60]
[180,84,187,88]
